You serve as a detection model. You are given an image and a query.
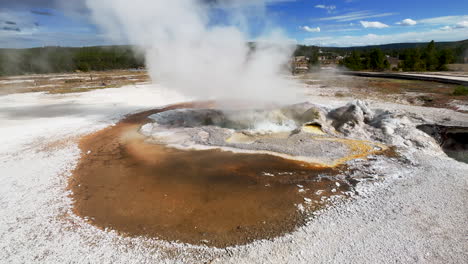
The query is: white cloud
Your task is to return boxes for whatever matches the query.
[416,15,468,31]
[315,5,336,13]
[325,28,360,33]
[397,18,417,26]
[209,0,297,7]
[0,10,37,31]
[418,15,468,25]
[437,20,468,31]
[316,11,396,22]
[304,27,468,47]
[301,26,320,32]
[360,21,389,29]
[440,26,452,31]
[455,20,468,29]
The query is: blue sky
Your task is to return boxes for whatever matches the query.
[0,0,467,48]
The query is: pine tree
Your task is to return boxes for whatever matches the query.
[437,49,453,70]
[343,50,363,70]
[423,40,438,71]
[368,49,385,71]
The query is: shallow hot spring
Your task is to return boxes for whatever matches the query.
[70,104,356,247]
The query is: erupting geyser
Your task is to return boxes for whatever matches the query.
[70,0,442,249]
[85,0,299,102]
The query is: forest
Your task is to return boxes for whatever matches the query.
[0,46,145,76]
[340,41,456,71]
[295,39,467,72]
[0,39,466,76]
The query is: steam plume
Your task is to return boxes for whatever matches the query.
[85,0,299,102]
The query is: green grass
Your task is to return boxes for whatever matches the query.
[453,86,468,96]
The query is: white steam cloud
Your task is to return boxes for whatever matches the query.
[84,0,299,102]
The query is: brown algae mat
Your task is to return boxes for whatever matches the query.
[69,103,352,247]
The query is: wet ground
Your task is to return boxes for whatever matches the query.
[418,124,468,163]
[2,74,467,263]
[2,69,466,113]
[69,104,350,247]
[0,70,148,95]
[301,72,468,113]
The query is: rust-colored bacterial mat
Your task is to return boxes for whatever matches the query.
[69,103,349,247]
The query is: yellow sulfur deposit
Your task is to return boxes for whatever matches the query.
[312,137,388,167]
[302,124,326,135]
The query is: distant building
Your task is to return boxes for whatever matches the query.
[292,56,310,74]
[318,52,341,65]
[386,55,401,69]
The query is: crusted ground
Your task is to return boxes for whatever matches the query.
[0,73,467,263]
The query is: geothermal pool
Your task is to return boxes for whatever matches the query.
[69,102,393,247]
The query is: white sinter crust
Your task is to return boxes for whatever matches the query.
[0,82,467,263]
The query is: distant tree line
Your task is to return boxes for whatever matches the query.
[294,39,467,72]
[0,39,465,76]
[340,49,390,71]
[340,41,455,71]
[398,41,454,71]
[321,39,467,64]
[0,46,145,76]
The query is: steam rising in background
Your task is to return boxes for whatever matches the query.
[85,0,300,102]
